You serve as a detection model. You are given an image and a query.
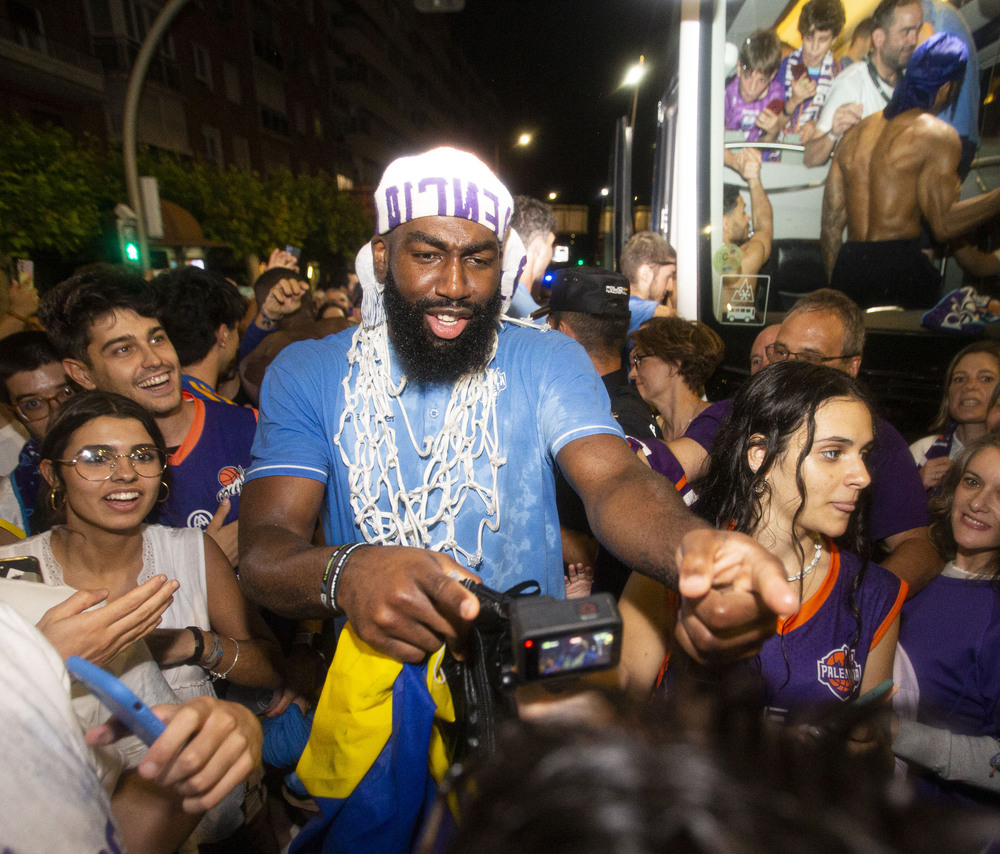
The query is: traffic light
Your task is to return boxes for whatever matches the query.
[117,218,140,266]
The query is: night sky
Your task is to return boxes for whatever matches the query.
[447,0,678,206]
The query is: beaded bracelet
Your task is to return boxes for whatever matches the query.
[200,630,224,670]
[209,637,240,681]
[327,543,365,613]
[185,626,205,665]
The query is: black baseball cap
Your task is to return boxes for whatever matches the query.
[530,267,631,320]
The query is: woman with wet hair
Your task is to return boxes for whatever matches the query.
[617,362,905,718]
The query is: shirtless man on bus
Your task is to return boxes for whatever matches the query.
[821,33,1000,309]
[723,150,773,276]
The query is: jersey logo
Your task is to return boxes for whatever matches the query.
[816,644,861,700]
[215,465,245,503]
[187,509,214,529]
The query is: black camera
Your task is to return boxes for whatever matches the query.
[448,580,624,757]
[462,580,622,687]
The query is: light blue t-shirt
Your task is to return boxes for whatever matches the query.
[628,296,659,334]
[922,0,979,146]
[248,321,623,595]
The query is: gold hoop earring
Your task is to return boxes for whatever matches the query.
[157,481,170,504]
[49,487,65,512]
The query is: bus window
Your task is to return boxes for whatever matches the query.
[695,0,1000,329]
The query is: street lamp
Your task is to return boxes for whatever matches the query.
[623,55,646,129]
[517,132,532,146]
[548,192,557,201]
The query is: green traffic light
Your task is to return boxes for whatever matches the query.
[125,243,139,262]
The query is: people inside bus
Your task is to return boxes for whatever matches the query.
[724,28,788,163]
[618,231,677,330]
[616,362,904,722]
[777,0,846,144]
[909,342,1000,492]
[626,318,726,505]
[838,16,874,67]
[722,151,774,276]
[893,432,1000,805]
[803,0,923,167]
[821,33,1000,310]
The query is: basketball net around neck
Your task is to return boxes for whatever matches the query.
[335,320,511,568]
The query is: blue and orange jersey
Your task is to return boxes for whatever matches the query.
[151,397,258,531]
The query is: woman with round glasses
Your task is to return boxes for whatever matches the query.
[0,390,289,709]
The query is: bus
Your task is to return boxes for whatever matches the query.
[617,0,1000,438]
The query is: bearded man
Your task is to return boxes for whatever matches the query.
[239,147,794,665]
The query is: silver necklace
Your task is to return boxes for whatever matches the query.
[787,537,823,582]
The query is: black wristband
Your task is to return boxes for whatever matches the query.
[186,626,204,665]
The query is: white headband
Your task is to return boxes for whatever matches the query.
[359,146,524,328]
[374,146,513,237]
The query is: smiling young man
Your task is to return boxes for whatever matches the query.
[38,271,256,564]
[239,146,795,670]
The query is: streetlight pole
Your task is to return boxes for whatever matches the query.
[626,55,645,130]
[123,0,191,273]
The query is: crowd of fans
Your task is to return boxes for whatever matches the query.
[1,10,999,845]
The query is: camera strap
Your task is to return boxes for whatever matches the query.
[444,580,540,759]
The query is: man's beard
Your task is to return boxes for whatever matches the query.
[382,267,503,385]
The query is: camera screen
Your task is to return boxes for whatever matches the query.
[535,630,617,677]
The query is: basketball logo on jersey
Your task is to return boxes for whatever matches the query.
[216,465,245,503]
[816,644,861,700]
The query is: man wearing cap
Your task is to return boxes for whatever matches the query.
[239,146,794,667]
[822,32,1000,308]
[533,267,659,440]
[534,267,660,597]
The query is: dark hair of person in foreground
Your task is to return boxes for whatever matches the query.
[439,678,998,854]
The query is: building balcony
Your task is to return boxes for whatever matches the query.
[91,36,179,90]
[0,15,104,98]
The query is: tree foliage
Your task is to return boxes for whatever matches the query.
[0,117,121,257]
[0,116,371,268]
[139,149,371,263]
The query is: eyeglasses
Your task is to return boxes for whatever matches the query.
[14,385,75,422]
[53,447,167,481]
[631,352,652,369]
[765,343,858,366]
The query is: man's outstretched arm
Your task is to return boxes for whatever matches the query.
[557,433,797,662]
